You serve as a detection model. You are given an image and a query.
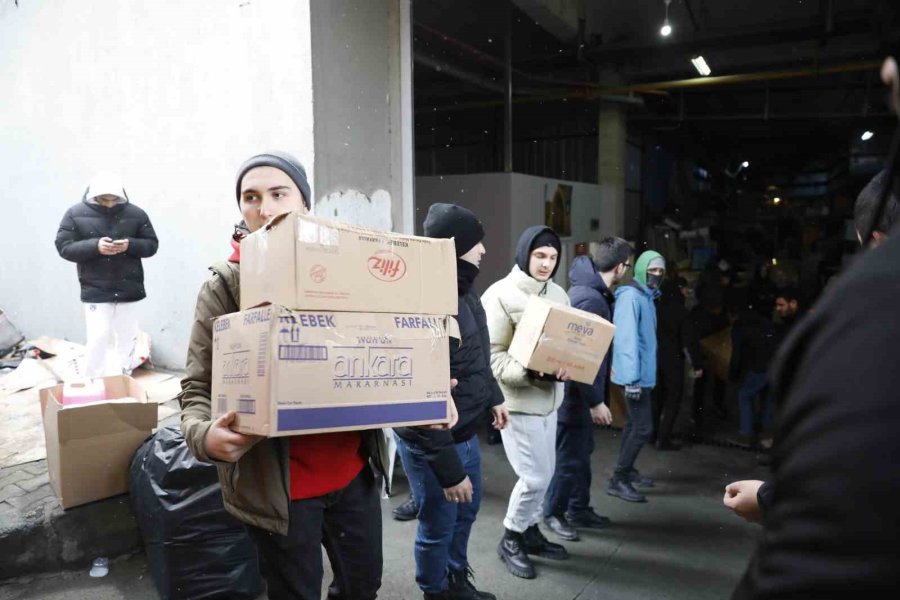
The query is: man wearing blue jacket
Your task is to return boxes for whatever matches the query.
[608,250,665,503]
[543,238,633,540]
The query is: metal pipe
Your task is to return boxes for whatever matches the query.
[413,53,505,93]
[631,111,891,122]
[420,60,878,113]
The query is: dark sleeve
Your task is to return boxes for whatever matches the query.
[474,294,504,408]
[570,294,609,407]
[55,208,100,263]
[126,208,159,258]
[733,266,900,598]
[395,428,466,488]
[756,481,774,519]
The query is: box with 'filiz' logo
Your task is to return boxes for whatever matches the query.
[240,211,458,315]
[211,305,452,436]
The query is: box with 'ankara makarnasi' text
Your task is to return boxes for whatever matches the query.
[211,305,451,436]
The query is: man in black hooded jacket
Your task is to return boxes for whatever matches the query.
[394,204,509,600]
[55,172,158,377]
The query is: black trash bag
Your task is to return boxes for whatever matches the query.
[130,426,263,600]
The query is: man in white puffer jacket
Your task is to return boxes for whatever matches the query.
[481,225,572,580]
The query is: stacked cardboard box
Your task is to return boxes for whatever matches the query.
[211,211,458,436]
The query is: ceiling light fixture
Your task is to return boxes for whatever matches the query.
[691,56,711,76]
[861,130,874,141]
[660,0,672,37]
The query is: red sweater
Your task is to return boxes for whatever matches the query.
[231,237,365,499]
[289,433,365,499]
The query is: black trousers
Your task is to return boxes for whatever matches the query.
[653,361,685,443]
[246,467,383,600]
[545,423,594,518]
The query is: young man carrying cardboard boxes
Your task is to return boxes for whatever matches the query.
[180,151,456,600]
[481,226,573,580]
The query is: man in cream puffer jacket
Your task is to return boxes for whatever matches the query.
[481,225,572,580]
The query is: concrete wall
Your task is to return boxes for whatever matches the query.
[416,172,617,294]
[0,0,410,369]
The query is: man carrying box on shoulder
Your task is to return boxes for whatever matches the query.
[394,203,509,600]
[180,151,401,600]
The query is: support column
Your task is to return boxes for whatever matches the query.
[597,102,627,237]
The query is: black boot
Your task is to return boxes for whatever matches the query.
[497,529,536,579]
[607,477,647,503]
[392,495,419,521]
[447,567,497,600]
[629,469,655,488]
[565,507,611,529]
[523,524,569,560]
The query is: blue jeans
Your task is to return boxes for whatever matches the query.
[614,388,654,479]
[544,424,593,518]
[395,436,483,595]
[738,372,774,436]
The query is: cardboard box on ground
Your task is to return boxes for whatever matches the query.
[39,375,157,509]
[241,211,458,315]
[213,211,456,436]
[508,295,616,385]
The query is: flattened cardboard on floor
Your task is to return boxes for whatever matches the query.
[211,305,451,436]
[508,295,616,385]
[240,211,457,315]
[39,375,158,509]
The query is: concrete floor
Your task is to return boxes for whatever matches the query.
[0,428,767,600]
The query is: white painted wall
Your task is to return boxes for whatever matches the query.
[416,172,618,294]
[0,0,410,369]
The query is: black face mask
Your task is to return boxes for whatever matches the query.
[647,273,664,290]
[457,259,480,295]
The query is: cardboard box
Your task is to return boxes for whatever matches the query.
[39,375,158,509]
[508,296,616,385]
[241,211,457,315]
[211,305,451,436]
[700,327,733,382]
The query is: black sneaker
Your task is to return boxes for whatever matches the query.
[607,478,647,503]
[543,515,579,541]
[497,529,536,579]
[392,496,419,521]
[522,524,569,560]
[629,469,655,488]
[565,508,611,529]
[447,567,497,600]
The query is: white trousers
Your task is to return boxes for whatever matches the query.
[83,301,141,378]
[500,410,558,533]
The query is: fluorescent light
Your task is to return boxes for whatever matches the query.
[861,130,874,141]
[691,56,711,76]
[742,161,750,168]
[773,197,782,205]
[660,21,672,36]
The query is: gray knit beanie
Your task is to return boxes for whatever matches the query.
[235,151,311,209]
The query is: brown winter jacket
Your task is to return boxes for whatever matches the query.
[179,260,390,535]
